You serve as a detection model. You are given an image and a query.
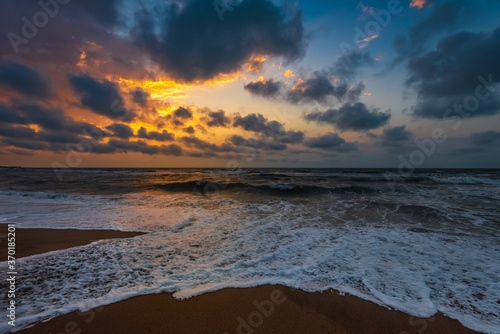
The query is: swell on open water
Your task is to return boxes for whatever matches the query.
[0,168,499,333]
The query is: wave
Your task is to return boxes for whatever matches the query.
[426,176,500,185]
[157,180,380,196]
[0,190,72,200]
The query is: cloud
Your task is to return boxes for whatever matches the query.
[204,110,231,127]
[183,126,195,134]
[244,80,282,98]
[137,127,175,141]
[304,133,357,152]
[233,113,285,136]
[393,2,462,60]
[379,126,412,146]
[130,87,150,104]
[332,50,373,81]
[248,50,372,105]
[286,72,337,104]
[75,0,121,27]
[106,139,182,156]
[0,124,37,139]
[0,103,25,124]
[106,123,134,139]
[69,74,133,121]
[229,135,289,151]
[180,136,237,153]
[173,107,193,119]
[410,0,427,9]
[279,130,304,144]
[470,131,500,146]
[0,59,52,98]
[304,102,391,131]
[408,27,500,118]
[132,0,305,81]
[1,137,47,151]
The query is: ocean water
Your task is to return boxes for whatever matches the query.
[0,168,499,333]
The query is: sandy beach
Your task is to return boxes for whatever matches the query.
[0,226,145,260]
[17,284,477,334]
[8,228,479,334]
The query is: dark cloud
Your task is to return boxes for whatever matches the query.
[137,127,175,142]
[2,137,47,151]
[107,139,160,155]
[130,87,150,104]
[0,124,37,138]
[230,135,265,149]
[379,126,412,146]
[180,136,237,153]
[333,50,373,81]
[244,80,282,98]
[279,130,304,144]
[0,59,52,98]
[183,126,195,134]
[12,103,104,135]
[173,107,192,119]
[160,144,183,156]
[16,103,67,130]
[204,110,231,127]
[286,72,337,104]
[304,133,357,152]
[69,74,133,121]
[244,50,373,105]
[408,27,500,118]
[393,2,462,60]
[233,113,284,136]
[75,0,121,28]
[470,131,500,146]
[0,102,108,146]
[0,0,128,74]
[305,103,391,131]
[0,103,25,124]
[229,134,291,151]
[106,123,134,139]
[133,0,305,81]
[37,130,83,144]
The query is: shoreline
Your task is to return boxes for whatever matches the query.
[4,227,480,334]
[0,226,145,260]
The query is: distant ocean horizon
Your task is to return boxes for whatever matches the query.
[1,168,499,333]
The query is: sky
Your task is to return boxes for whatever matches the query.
[0,0,499,168]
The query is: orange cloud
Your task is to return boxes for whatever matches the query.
[117,72,241,102]
[358,35,378,48]
[246,55,268,74]
[284,70,295,78]
[410,0,426,9]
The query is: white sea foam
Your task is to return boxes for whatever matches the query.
[427,175,500,185]
[1,191,499,333]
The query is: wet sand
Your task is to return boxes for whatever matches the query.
[0,226,145,260]
[17,285,478,334]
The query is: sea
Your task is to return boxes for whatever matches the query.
[0,167,499,333]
